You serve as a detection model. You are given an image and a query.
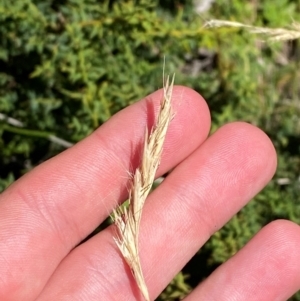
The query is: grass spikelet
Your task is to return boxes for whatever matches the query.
[204,19,300,41]
[112,74,175,301]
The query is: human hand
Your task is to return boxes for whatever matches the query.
[1,86,300,301]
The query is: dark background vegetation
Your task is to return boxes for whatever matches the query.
[1,0,300,299]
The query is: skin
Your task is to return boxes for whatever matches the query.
[0,86,300,301]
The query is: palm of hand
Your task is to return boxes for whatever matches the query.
[0,86,299,301]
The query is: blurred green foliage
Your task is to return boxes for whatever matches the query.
[1,0,300,299]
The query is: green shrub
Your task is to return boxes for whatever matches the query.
[1,0,299,299]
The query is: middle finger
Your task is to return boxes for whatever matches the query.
[36,122,277,301]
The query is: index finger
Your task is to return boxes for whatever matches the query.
[0,86,210,301]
